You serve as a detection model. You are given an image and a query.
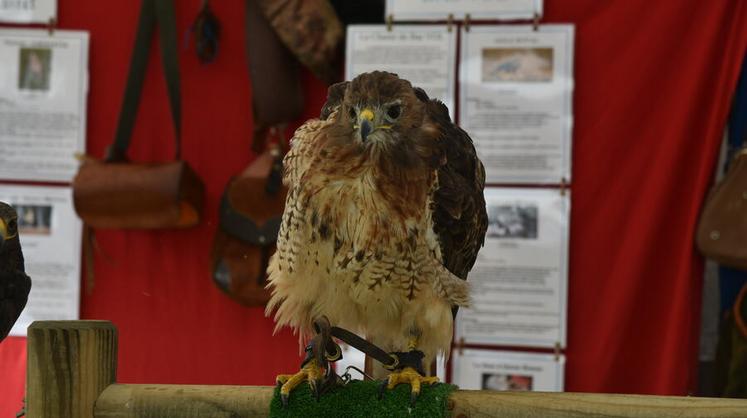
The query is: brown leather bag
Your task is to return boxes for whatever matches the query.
[211,145,287,306]
[74,161,203,229]
[73,0,204,229]
[696,148,747,270]
[256,0,343,84]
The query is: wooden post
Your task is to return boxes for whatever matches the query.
[27,320,117,418]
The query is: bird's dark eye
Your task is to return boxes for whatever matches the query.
[348,107,357,119]
[7,219,17,236]
[387,105,401,119]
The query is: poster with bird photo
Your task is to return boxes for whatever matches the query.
[455,187,570,348]
[452,349,565,392]
[0,28,89,182]
[460,24,574,184]
[0,185,81,337]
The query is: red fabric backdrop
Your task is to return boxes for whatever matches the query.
[1,0,747,414]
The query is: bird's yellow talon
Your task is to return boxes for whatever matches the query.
[384,366,439,392]
[275,374,292,385]
[275,359,325,398]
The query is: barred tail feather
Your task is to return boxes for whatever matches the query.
[264,259,314,350]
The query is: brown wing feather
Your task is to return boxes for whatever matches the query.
[416,88,488,315]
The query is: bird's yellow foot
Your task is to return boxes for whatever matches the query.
[378,367,440,405]
[276,358,326,406]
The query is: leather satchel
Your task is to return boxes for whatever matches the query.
[73,0,204,229]
[245,0,303,152]
[211,145,287,306]
[256,0,343,85]
[696,148,747,270]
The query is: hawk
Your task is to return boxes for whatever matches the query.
[266,71,487,401]
[0,202,31,342]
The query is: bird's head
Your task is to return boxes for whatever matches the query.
[0,202,19,251]
[318,71,445,179]
[341,71,428,145]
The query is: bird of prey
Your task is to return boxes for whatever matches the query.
[266,71,487,401]
[0,202,31,342]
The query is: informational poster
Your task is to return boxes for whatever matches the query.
[452,349,564,391]
[386,0,542,21]
[460,25,574,184]
[0,0,56,23]
[0,29,89,182]
[0,185,82,337]
[346,25,457,118]
[455,187,569,348]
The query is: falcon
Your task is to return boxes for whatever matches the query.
[0,202,31,342]
[266,71,487,401]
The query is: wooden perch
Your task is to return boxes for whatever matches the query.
[26,320,747,418]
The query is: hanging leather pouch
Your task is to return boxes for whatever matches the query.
[211,145,287,306]
[696,148,747,270]
[72,0,204,229]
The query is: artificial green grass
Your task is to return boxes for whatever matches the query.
[269,379,457,418]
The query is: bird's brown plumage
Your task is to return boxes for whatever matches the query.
[0,202,31,341]
[266,71,487,371]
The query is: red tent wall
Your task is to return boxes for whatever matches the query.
[1,1,746,414]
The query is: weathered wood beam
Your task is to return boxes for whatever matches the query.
[95,384,275,418]
[27,320,117,418]
[92,384,747,418]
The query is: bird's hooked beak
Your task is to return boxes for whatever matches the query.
[0,219,7,249]
[0,217,17,249]
[359,108,375,141]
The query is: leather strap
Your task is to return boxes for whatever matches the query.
[330,326,397,369]
[107,0,181,162]
[310,317,422,373]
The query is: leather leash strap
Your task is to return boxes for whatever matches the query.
[330,326,398,370]
[107,0,181,162]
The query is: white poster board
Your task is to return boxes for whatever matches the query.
[0,185,82,337]
[0,0,56,23]
[386,0,542,21]
[455,187,569,348]
[460,25,574,184]
[0,29,89,182]
[452,349,564,391]
[346,25,457,119]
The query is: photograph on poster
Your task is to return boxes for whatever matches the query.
[482,373,533,391]
[487,203,538,239]
[460,25,574,184]
[482,48,553,83]
[346,25,456,118]
[0,185,82,337]
[13,204,52,235]
[455,187,569,348]
[452,349,564,392]
[18,47,52,91]
[0,29,89,182]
